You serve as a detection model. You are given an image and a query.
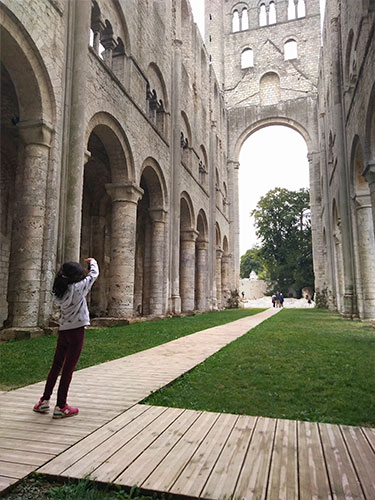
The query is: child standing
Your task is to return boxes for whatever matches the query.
[33,257,99,418]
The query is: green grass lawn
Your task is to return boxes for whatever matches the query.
[145,309,375,427]
[0,308,264,390]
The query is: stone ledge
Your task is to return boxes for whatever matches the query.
[90,318,130,328]
[0,327,44,341]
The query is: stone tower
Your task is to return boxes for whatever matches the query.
[205,0,324,294]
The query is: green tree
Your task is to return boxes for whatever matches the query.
[240,246,266,279]
[251,187,314,296]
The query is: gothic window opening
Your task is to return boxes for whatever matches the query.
[241,48,254,69]
[297,0,306,18]
[288,0,296,20]
[232,10,240,32]
[269,2,276,24]
[259,4,267,26]
[241,8,249,30]
[284,39,298,60]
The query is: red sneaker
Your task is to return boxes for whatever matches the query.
[53,404,79,419]
[33,399,50,413]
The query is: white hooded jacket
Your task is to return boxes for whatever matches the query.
[53,259,99,331]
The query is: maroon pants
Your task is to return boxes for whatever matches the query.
[42,327,85,408]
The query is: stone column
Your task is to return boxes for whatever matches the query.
[180,229,199,312]
[216,248,223,307]
[330,16,356,317]
[63,0,91,261]
[209,122,218,309]
[221,253,231,305]
[354,194,375,319]
[363,161,375,238]
[228,160,240,291]
[170,37,183,314]
[149,209,167,316]
[196,240,209,310]
[7,120,53,328]
[105,183,143,317]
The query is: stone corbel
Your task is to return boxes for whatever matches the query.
[17,119,54,147]
[362,161,375,185]
[105,183,144,204]
[180,228,199,241]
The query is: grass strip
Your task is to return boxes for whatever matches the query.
[145,309,375,427]
[0,308,264,390]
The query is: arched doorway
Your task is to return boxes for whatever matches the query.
[195,210,209,310]
[135,162,167,316]
[1,11,54,329]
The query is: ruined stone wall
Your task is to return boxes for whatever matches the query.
[0,0,232,335]
[317,0,375,319]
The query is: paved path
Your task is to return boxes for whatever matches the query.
[1,307,374,499]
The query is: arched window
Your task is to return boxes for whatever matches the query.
[297,0,306,18]
[288,0,296,20]
[284,39,298,60]
[232,10,240,32]
[260,72,280,105]
[269,2,276,24]
[241,7,249,30]
[241,48,254,69]
[259,4,267,27]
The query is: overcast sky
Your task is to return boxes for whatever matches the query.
[189,1,326,256]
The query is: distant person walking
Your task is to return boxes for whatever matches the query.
[271,294,277,307]
[279,292,284,307]
[33,258,99,418]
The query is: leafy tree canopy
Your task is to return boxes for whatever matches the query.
[250,187,314,296]
[240,246,266,279]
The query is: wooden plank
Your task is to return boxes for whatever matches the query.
[340,425,375,500]
[0,448,54,466]
[0,461,36,479]
[0,418,87,437]
[319,423,365,500]
[201,415,258,500]
[87,406,184,483]
[0,428,78,445]
[234,416,276,500]
[267,418,298,500]
[115,409,200,487]
[39,404,150,475]
[362,427,375,451]
[0,438,67,455]
[0,476,19,491]
[169,412,238,497]
[142,411,219,492]
[298,421,331,500]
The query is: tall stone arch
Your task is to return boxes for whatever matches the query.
[1,5,55,331]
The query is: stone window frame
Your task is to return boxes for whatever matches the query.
[231,2,250,32]
[258,0,278,27]
[287,0,306,21]
[241,47,254,69]
[284,38,298,60]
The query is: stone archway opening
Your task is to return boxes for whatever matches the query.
[195,210,208,311]
[238,124,310,277]
[135,164,166,317]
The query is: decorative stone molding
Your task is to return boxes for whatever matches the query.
[362,161,375,185]
[17,119,54,147]
[105,183,144,204]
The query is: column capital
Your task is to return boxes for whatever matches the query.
[105,183,144,203]
[181,228,199,242]
[149,208,168,223]
[17,119,54,147]
[216,248,224,259]
[84,149,92,164]
[228,160,240,169]
[196,239,209,250]
[362,161,375,185]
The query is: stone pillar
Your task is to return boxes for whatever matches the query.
[209,122,218,309]
[330,16,356,317]
[196,240,209,310]
[180,229,199,312]
[216,248,223,307]
[7,120,53,328]
[170,36,183,314]
[63,0,91,262]
[363,161,375,238]
[354,194,375,319]
[221,253,231,305]
[105,183,143,317]
[228,160,240,291]
[149,209,167,316]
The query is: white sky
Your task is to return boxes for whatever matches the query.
[189,0,326,256]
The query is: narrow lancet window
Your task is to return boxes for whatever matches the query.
[232,10,240,32]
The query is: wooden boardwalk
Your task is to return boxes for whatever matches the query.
[1,307,375,498]
[39,403,375,500]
